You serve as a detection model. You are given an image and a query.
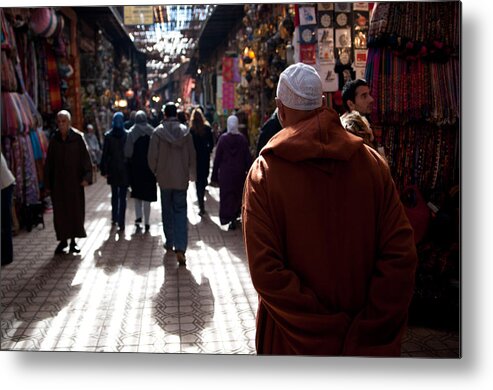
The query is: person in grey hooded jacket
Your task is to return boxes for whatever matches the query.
[148,102,196,266]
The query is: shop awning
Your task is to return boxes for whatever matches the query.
[198,5,244,62]
[73,6,140,53]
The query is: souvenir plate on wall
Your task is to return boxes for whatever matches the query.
[318,28,335,63]
[335,28,351,48]
[317,3,333,12]
[338,48,352,66]
[334,3,351,13]
[300,25,317,45]
[318,11,334,28]
[300,44,317,64]
[299,6,317,25]
[335,12,349,27]
[353,2,369,11]
[318,11,333,28]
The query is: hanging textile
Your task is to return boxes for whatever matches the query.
[45,42,62,113]
[20,134,40,204]
[366,1,460,205]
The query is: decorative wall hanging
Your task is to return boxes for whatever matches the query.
[354,49,367,67]
[353,3,369,12]
[222,82,235,110]
[317,3,333,12]
[335,12,349,28]
[335,3,351,13]
[222,56,234,83]
[317,62,338,92]
[318,28,335,63]
[318,11,333,28]
[300,44,317,64]
[335,28,351,48]
[299,6,316,25]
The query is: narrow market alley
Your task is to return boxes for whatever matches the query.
[1,178,459,357]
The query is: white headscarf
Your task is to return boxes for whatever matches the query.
[227,115,240,134]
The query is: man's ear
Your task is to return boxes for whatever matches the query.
[347,100,356,111]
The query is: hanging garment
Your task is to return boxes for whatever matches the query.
[20,134,40,204]
[45,43,62,112]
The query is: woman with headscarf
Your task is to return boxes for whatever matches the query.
[189,108,214,216]
[211,115,252,230]
[124,110,157,232]
[100,112,129,231]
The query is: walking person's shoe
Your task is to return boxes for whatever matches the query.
[69,239,81,253]
[135,217,142,228]
[144,224,150,233]
[198,208,206,217]
[176,251,186,266]
[55,240,68,255]
[164,245,175,256]
[228,220,237,231]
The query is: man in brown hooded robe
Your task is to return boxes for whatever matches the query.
[45,110,93,254]
[242,63,417,356]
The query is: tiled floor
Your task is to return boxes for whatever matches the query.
[1,178,459,357]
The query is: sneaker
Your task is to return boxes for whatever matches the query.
[55,240,68,255]
[144,224,150,233]
[176,251,186,266]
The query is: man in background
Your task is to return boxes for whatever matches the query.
[45,110,93,255]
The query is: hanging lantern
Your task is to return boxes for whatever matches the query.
[125,89,135,99]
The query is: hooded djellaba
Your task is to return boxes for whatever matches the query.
[211,115,252,230]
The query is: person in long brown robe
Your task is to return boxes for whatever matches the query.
[45,110,93,255]
[242,63,417,356]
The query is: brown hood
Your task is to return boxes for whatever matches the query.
[260,108,363,163]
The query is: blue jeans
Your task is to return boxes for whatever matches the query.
[111,185,128,228]
[160,188,188,253]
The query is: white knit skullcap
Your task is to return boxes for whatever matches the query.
[276,63,323,110]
